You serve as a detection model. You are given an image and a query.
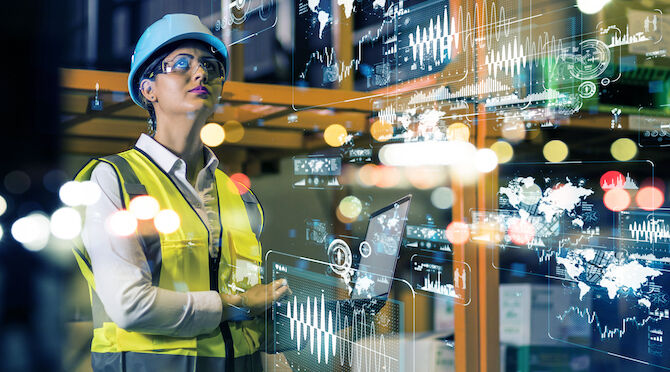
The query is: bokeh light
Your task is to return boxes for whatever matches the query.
[0,194,7,217]
[610,138,637,161]
[500,120,526,143]
[446,221,470,245]
[603,188,631,212]
[431,187,454,209]
[229,173,251,195]
[636,186,664,211]
[490,141,514,163]
[446,122,469,142]
[508,218,536,245]
[107,210,138,237]
[12,213,51,251]
[4,170,31,194]
[59,181,81,206]
[577,0,610,14]
[129,195,160,220]
[338,196,362,220]
[154,209,181,234]
[50,207,82,240]
[80,181,102,206]
[43,169,68,193]
[375,166,401,188]
[0,224,3,241]
[406,167,447,189]
[200,122,225,147]
[474,148,498,173]
[542,140,569,162]
[324,124,348,147]
[223,120,245,143]
[370,120,393,142]
[599,170,625,190]
[358,164,380,187]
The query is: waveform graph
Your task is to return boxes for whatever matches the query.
[266,252,415,372]
[619,210,670,256]
[410,254,471,305]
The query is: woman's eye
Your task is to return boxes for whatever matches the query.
[174,58,191,70]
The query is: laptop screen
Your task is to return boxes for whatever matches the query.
[350,195,412,300]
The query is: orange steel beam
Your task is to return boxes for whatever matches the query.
[60,68,375,111]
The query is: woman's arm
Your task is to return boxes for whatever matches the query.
[82,162,224,337]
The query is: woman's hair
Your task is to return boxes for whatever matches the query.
[138,50,169,135]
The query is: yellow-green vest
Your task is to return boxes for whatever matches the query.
[72,148,265,371]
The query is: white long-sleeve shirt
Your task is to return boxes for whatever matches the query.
[81,134,224,337]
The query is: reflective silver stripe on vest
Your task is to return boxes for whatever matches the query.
[91,350,263,372]
[240,188,263,240]
[101,155,162,287]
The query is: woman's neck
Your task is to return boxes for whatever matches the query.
[153,112,207,185]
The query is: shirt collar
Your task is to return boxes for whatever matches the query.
[135,133,220,176]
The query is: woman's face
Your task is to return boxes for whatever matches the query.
[142,42,223,120]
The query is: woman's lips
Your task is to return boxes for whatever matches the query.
[189,86,210,95]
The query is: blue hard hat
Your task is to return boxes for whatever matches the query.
[128,13,229,108]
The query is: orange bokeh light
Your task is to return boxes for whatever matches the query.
[358,164,380,187]
[603,188,631,212]
[636,186,664,211]
[229,173,251,195]
[507,218,535,245]
[446,222,470,245]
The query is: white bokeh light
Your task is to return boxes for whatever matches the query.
[12,213,51,251]
[50,207,82,240]
[379,141,476,167]
[59,181,82,206]
[107,210,138,237]
[129,195,160,220]
[576,0,610,14]
[154,209,180,234]
[0,224,3,241]
[474,148,499,173]
[80,181,102,206]
[431,187,454,209]
[0,194,7,217]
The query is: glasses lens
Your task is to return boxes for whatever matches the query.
[165,55,193,73]
[202,59,223,79]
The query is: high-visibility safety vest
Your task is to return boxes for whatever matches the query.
[72,148,266,371]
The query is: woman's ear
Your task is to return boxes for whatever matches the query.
[140,79,157,103]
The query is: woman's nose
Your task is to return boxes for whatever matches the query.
[192,63,207,83]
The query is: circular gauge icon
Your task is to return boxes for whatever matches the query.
[359,241,372,258]
[327,239,352,277]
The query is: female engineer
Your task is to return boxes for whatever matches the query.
[72,14,290,371]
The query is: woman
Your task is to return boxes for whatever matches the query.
[72,14,290,371]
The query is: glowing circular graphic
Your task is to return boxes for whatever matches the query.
[359,241,372,258]
[578,81,597,98]
[446,222,470,245]
[566,39,610,80]
[328,238,352,277]
[601,77,610,86]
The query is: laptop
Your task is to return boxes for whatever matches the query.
[350,194,412,301]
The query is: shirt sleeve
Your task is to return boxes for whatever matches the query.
[81,162,223,337]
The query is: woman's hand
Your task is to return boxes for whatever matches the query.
[220,279,292,318]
